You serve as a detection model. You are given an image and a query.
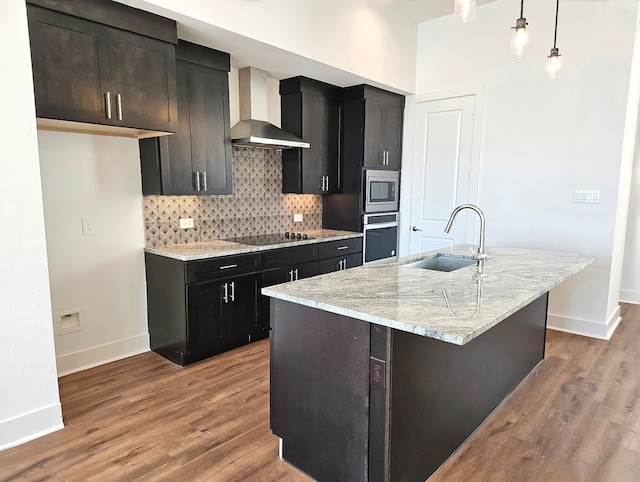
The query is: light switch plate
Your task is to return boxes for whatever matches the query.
[294,213,303,222]
[179,218,194,229]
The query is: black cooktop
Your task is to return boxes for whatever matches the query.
[227,232,313,246]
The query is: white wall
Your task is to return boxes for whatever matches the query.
[38,132,150,376]
[406,0,639,338]
[0,0,63,450]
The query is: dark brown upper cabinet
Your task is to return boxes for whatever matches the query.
[26,1,178,137]
[139,41,232,196]
[280,77,342,194]
[343,85,405,170]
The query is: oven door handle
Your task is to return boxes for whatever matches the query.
[364,222,399,230]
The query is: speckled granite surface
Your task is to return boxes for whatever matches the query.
[262,245,596,346]
[144,229,362,261]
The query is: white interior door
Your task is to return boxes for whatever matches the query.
[409,95,479,254]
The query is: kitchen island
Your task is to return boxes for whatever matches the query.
[262,245,595,482]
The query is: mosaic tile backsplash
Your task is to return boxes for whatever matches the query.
[143,147,322,246]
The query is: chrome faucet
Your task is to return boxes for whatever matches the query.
[444,204,487,273]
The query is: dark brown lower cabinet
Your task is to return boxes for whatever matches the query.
[144,252,260,366]
[270,293,549,481]
[144,237,363,365]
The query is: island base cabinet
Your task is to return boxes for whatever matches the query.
[270,300,370,481]
[269,293,549,481]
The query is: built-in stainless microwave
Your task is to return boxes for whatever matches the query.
[364,170,400,213]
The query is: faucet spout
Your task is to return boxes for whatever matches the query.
[444,204,487,270]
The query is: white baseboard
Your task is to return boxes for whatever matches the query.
[0,403,63,451]
[56,333,150,377]
[547,305,622,340]
[620,289,640,305]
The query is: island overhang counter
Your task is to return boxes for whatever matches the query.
[262,245,595,482]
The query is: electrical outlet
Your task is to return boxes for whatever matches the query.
[179,218,194,229]
[573,190,600,204]
[81,217,97,236]
[294,213,303,222]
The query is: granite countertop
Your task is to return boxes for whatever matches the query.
[261,245,596,346]
[144,229,362,261]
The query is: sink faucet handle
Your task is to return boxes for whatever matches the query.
[469,246,487,260]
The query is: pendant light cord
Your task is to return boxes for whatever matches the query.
[553,0,560,48]
[520,0,524,18]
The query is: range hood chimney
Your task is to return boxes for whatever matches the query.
[231,67,310,149]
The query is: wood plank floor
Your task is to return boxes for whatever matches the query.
[1,304,639,481]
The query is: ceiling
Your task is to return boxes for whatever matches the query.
[372,0,498,24]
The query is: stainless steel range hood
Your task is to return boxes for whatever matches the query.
[231,67,310,149]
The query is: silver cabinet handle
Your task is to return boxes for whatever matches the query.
[223,282,228,303]
[295,268,299,280]
[116,93,123,121]
[201,171,207,192]
[337,246,349,250]
[343,258,348,269]
[321,175,328,192]
[289,269,294,282]
[386,151,390,165]
[194,171,201,191]
[104,92,112,120]
[412,226,423,231]
[230,281,235,302]
[219,264,238,270]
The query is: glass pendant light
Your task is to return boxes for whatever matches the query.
[546,0,562,79]
[454,0,477,24]
[511,0,529,58]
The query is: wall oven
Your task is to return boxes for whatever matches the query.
[364,170,400,213]
[363,212,399,264]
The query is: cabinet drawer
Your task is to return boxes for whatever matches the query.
[262,244,318,269]
[318,237,363,260]
[262,262,318,287]
[318,253,362,275]
[186,253,261,284]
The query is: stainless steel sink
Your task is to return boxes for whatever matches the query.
[405,254,476,272]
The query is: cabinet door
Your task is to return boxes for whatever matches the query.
[186,279,224,358]
[27,6,112,125]
[153,63,195,195]
[323,98,341,192]
[281,91,340,194]
[381,105,403,169]
[221,274,260,348]
[363,100,385,168]
[300,94,324,193]
[190,64,233,195]
[108,28,178,133]
[187,273,259,359]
